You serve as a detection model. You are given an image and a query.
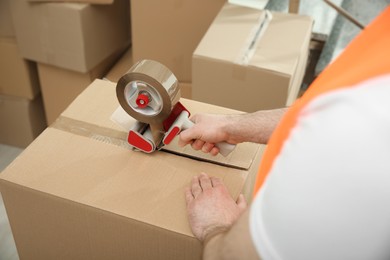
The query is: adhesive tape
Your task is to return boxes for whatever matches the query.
[116,60,181,126]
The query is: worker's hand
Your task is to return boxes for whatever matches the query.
[179,114,233,156]
[185,173,247,242]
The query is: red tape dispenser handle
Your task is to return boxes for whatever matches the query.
[163,110,236,157]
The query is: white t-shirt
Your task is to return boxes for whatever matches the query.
[249,74,390,260]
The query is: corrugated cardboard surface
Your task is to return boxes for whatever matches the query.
[0,38,40,99]
[0,79,264,259]
[193,3,312,112]
[0,94,46,148]
[131,0,226,82]
[104,47,133,82]
[0,0,14,37]
[10,0,130,73]
[39,47,125,125]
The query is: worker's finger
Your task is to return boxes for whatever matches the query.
[210,147,219,156]
[199,173,212,190]
[192,139,205,151]
[178,137,193,147]
[202,143,215,154]
[179,128,198,147]
[191,175,203,198]
[210,176,223,188]
[236,194,247,212]
[185,187,194,205]
[179,116,201,145]
[188,114,199,123]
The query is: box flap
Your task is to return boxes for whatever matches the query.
[194,3,313,76]
[0,127,248,237]
[59,79,260,170]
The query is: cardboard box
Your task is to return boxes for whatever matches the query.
[104,47,133,82]
[131,0,226,82]
[0,0,14,37]
[0,79,264,259]
[39,48,125,125]
[0,38,40,99]
[192,3,312,112]
[0,94,46,148]
[10,0,130,73]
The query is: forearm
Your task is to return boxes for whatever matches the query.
[203,210,260,260]
[223,108,287,144]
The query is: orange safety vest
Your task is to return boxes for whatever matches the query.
[254,6,390,195]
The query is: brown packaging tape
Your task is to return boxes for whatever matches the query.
[116,60,181,126]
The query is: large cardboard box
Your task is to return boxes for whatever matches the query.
[39,48,125,125]
[0,38,40,99]
[0,79,264,259]
[131,0,226,82]
[193,3,313,112]
[10,0,130,73]
[0,94,46,147]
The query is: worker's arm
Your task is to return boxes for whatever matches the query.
[185,173,260,259]
[203,210,260,260]
[179,108,287,155]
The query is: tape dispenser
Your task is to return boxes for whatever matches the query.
[115,60,235,156]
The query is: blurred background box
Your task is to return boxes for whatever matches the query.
[0,38,40,99]
[104,47,133,83]
[179,82,192,99]
[0,94,46,148]
[10,0,130,73]
[192,3,312,112]
[0,0,14,37]
[38,48,126,125]
[131,0,226,82]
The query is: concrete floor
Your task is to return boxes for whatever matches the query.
[0,144,22,260]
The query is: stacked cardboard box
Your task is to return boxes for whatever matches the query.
[38,48,126,125]
[0,79,264,259]
[0,0,46,148]
[131,0,226,94]
[9,0,131,125]
[192,3,313,112]
[0,37,46,147]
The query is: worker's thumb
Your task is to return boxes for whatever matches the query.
[236,194,247,212]
[178,126,201,147]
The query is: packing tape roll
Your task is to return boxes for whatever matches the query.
[116,60,181,126]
